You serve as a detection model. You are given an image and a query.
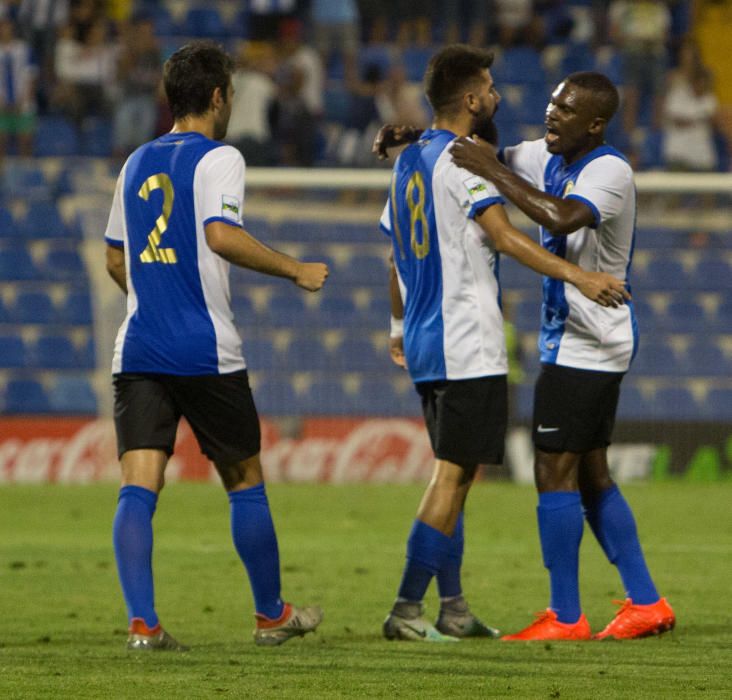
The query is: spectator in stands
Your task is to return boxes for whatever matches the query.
[227,41,278,166]
[357,0,389,46]
[0,16,36,157]
[662,38,719,171]
[608,0,671,137]
[274,18,323,165]
[53,16,117,125]
[16,0,68,112]
[495,0,543,48]
[112,13,161,158]
[310,0,359,84]
[248,0,299,42]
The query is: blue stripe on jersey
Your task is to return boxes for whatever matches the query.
[203,216,243,228]
[106,237,123,248]
[468,195,504,219]
[390,128,454,382]
[538,144,631,365]
[121,132,223,374]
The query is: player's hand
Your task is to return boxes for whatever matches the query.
[389,335,407,369]
[574,271,631,307]
[295,262,329,291]
[372,124,422,160]
[449,135,499,178]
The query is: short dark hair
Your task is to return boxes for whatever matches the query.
[564,71,620,122]
[424,44,494,117]
[163,41,233,121]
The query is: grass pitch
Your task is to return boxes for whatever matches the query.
[1,481,731,699]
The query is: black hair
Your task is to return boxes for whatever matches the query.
[163,41,233,121]
[564,71,620,122]
[424,44,494,117]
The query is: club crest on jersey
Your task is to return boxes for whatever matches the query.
[463,176,488,202]
[563,181,575,196]
[221,195,240,221]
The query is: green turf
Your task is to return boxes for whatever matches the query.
[1,481,731,699]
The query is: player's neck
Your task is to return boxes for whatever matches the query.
[170,115,216,140]
[432,115,471,138]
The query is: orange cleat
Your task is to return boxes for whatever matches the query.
[502,609,591,641]
[593,598,675,640]
[127,617,189,651]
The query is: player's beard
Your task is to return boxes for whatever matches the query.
[470,106,498,146]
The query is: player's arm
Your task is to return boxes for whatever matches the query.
[450,136,594,235]
[372,124,423,160]
[106,244,127,294]
[205,221,328,291]
[388,253,406,369]
[476,204,629,307]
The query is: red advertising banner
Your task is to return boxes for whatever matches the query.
[0,417,434,483]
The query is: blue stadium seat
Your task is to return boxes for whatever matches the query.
[267,292,309,327]
[243,337,279,371]
[3,378,50,413]
[684,343,730,377]
[650,386,703,420]
[500,256,542,291]
[636,228,688,249]
[2,164,50,200]
[342,253,388,285]
[660,298,708,333]
[59,291,93,325]
[32,333,78,369]
[0,295,10,322]
[43,248,86,280]
[252,377,298,416]
[364,295,392,328]
[80,117,113,157]
[401,47,432,81]
[33,117,80,157]
[10,289,58,324]
[0,245,40,280]
[147,5,177,35]
[304,377,358,414]
[324,85,352,123]
[616,383,652,420]
[76,336,96,368]
[704,388,732,420]
[358,378,417,416]
[0,334,27,367]
[317,295,359,327]
[360,45,392,75]
[630,298,661,332]
[338,338,383,371]
[630,341,680,376]
[693,258,732,289]
[0,207,16,237]
[643,257,690,290]
[493,47,546,87]
[512,298,542,332]
[183,7,227,38]
[48,376,98,414]
[19,200,68,238]
[231,295,256,321]
[282,337,331,371]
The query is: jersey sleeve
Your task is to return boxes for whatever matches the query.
[567,155,633,228]
[500,139,549,188]
[104,164,126,248]
[197,145,245,228]
[444,156,503,220]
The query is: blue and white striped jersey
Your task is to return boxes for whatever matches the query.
[105,132,247,375]
[501,139,638,372]
[380,128,508,383]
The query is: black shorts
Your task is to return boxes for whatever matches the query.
[416,375,507,467]
[113,371,261,463]
[532,363,623,453]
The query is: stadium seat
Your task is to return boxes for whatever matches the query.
[19,200,68,238]
[76,335,96,368]
[243,337,279,371]
[0,334,27,367]
[324,85,352,123]
[317,295,360,328]
[357,378,417,416]
[0,245,40,280]
[630,341,680,376]
[342,253,388,285]
[704,388,732,420]
[492,47,546,87]
[616,383,650,420]
[252,377,298,416]
[648,386,700,420]
[267,292,309,327]
[0,207,16,237]
[693,258,732,289]
[660,298,708,333]
[10,289,58,324]
[402,47,432,81]
[58,291,93,325]
[42,248,86,280]
[3,378,50,413]
[1,164,50,200]
[282,337,331,371]
[305,377,358,414]
[512,298,542,332]
[337,338,383,371]
[33,117,80,157]
[643,257,690,290]
[80,117,113,157]
[183,7,227,38]
[683,343,730,377]
[48,376,98,414]
[360,45,393,75]
[32,333,78,369]
[500,256,542,291]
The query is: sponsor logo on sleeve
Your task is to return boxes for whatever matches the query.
[221,195,241,221]
[463,176,490,203]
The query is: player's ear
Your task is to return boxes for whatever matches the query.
[588,116,606,135]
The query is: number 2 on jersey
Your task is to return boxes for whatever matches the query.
[138,173,177,264]
[406,172,429,259]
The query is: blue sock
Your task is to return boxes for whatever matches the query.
[437,512,464,599]
[113,485,159,628]
[397,520,452,602]
[583,485,659,605]
[537,492,584,624]
[229,484,284,620]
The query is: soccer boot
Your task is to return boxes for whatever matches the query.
[253,603,323,646]
[435,596,500,638]
[126,618,189,651]
[383,602,459,642]
[593,598,676,640]
[501,609,591,641]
